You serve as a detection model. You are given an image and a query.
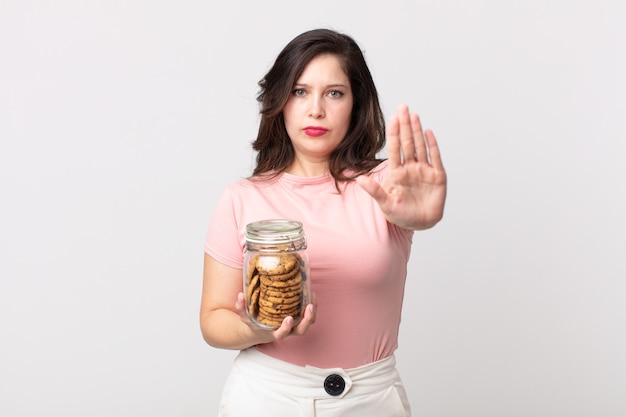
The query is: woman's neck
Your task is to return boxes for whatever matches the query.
[285,158,329,177]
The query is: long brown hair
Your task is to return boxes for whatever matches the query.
[252,29,386,185]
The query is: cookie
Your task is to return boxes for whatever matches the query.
[260,285,302,299]
[260,293,301,305]
[259,298,302,314]
[245,273,260,302]
[246,255,259,285]
[257,306,299,315]
[259,264,300,281]
[257,316,284,328]
[257,307,301,320]
[256,254,299,275]
[257,305,301,316]
[259,272,302,288]
[248,287,260,317]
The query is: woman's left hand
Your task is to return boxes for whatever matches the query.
[356,104,447,230]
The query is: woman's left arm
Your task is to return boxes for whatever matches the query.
[356,104,447,230]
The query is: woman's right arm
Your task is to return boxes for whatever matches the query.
[199,253,316,350]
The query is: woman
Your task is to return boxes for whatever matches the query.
[200,28,446,416]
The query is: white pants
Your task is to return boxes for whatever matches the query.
[218,348,411,417]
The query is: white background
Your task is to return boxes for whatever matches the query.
[1,1,625,416]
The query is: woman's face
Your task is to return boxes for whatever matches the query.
[282,54,354,169]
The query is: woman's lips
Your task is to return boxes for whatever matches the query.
[303,127,328,137]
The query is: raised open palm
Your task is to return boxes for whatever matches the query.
[356,104,447,230]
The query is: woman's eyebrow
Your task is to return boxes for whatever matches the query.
[293,83,349,88]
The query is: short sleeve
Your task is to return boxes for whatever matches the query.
[203,185,245,269]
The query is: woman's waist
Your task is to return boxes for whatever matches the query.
[236,347,400,398]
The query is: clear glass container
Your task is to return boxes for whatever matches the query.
[243,219,310,329]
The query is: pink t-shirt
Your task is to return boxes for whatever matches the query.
[204,160,413,369]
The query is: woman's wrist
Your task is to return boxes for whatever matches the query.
[238,320,274,348]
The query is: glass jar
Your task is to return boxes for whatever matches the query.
[243,219,310,329]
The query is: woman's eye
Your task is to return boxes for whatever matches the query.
[328,90,343,98]
[292,89,306,97]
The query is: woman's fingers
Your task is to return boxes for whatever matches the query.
[290,303,316,336]
[389,104,431,165]
[273,316,296,339]
[235,292,247,316]
[398,105,418,163]
[425,129,444,170]
[411,113,428,164]
[355,174,387,206]
[387,114,401,169]
[237,291,316,339]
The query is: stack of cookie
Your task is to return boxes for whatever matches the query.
[245,253,305,328]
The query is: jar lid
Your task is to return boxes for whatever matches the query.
[245,219,305,244]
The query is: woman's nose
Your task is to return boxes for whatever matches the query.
[308,97,325,118]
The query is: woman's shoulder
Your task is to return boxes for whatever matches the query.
[371,158,389,171]
[342,159,388,178]
[223,173,282,193]
[367,159,389,180]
